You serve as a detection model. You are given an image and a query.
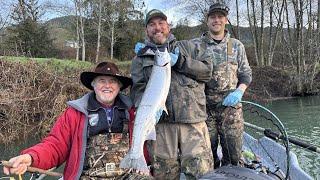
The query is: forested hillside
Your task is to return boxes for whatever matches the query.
[0,0,319,96]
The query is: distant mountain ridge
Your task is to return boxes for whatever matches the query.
[45,15,254,44]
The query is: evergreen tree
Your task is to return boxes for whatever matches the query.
[6,0,56,57]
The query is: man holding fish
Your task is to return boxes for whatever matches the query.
[127,9,214,179]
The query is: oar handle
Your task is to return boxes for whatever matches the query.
[244,122,320,154]
[1,160,63,177]
[264,129,320,153]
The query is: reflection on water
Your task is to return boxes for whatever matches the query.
[0,136,39,179]
[0,136,62,179]
[245,96,320,179]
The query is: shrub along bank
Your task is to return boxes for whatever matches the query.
[0,58,319,144]
[0,57,132,144]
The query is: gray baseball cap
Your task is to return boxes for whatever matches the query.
[145,9,167,26]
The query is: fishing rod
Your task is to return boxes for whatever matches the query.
[0,161,62,177]
[244,122,320,154]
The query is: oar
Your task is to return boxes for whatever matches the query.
[0,160,63,177]
[244,122,320,154]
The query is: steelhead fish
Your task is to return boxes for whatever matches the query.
[120,48,171,171]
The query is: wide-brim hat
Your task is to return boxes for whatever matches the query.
[208,2,229,16]
[80,62,132,91]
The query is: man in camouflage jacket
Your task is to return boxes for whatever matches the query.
[131,9,213,179]
[192,2,252,167]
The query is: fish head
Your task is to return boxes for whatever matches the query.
[155,48,171,67]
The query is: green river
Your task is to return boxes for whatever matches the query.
[0,96,319,179]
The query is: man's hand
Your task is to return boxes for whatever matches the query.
[222,88,244,107]
[169,47,179,66]
[134,42,145,54]
[3,154,32,175]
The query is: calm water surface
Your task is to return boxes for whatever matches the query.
[262,96,320,179]
[0,96,319,179]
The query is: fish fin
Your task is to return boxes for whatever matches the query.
[146,127,156,140]
[163,106,168,115]
[161,99,168,115]
[120,153,149,172]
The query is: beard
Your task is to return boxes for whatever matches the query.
[147,31,170,45]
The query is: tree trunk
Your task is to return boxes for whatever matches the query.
[260,0,265,66]
[80,16,85,61]
[247,0,260,66]
[236,0,240,39]
[267,0,285,66]
[95,0,102,63]
[78,0,86,61]
[318,0,320,32]
[75,0,80,61]
[292,0,303,93]
[110,21,114,60]
[299,0,305,70]
[267,0,274,66]
[283,0,295,68]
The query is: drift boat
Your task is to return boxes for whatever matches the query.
[199,101,315,180]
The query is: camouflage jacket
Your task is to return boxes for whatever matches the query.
[130,34,213,123]
[192,31,252,104]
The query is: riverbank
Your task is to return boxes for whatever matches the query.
[0,59,319,144]
[245,66,320,102]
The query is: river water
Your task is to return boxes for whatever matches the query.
[261,96,320,179]
[0,96,319,179]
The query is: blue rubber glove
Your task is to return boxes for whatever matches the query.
[134,42,145,54]
[222,88,244,107]
[155,109,163,123]
[169,47,179,66]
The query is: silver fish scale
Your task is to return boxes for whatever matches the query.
[120,49,171,172]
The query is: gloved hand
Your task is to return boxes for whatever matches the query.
[155,108,163,123]
[222,88,244,107]
[169,47,179,66]
[134,42,145,54]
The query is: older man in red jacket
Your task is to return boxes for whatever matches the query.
[3,62,150,179]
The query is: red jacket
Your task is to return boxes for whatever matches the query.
[22,93,149,179]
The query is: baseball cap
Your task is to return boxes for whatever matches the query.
[145,9,167,26]
[208,2,229,16]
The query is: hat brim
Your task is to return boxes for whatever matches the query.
[80,72,132,91]
[208,9,228,16]
[146,13,167,25]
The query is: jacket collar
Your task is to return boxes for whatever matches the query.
[67,92,132,115]
[87,93,130,112]
[137,33,176,56]
[201,30,230,45]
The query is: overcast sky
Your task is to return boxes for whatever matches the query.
[144,0,200,26]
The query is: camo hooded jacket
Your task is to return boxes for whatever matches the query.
[130,34,213,123]
[193,31,252,104]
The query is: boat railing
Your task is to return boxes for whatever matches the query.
[241,100,290,179]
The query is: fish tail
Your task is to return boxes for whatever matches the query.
[120,154,132,169]
[120,153,149,171]
[130,156,148,171]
